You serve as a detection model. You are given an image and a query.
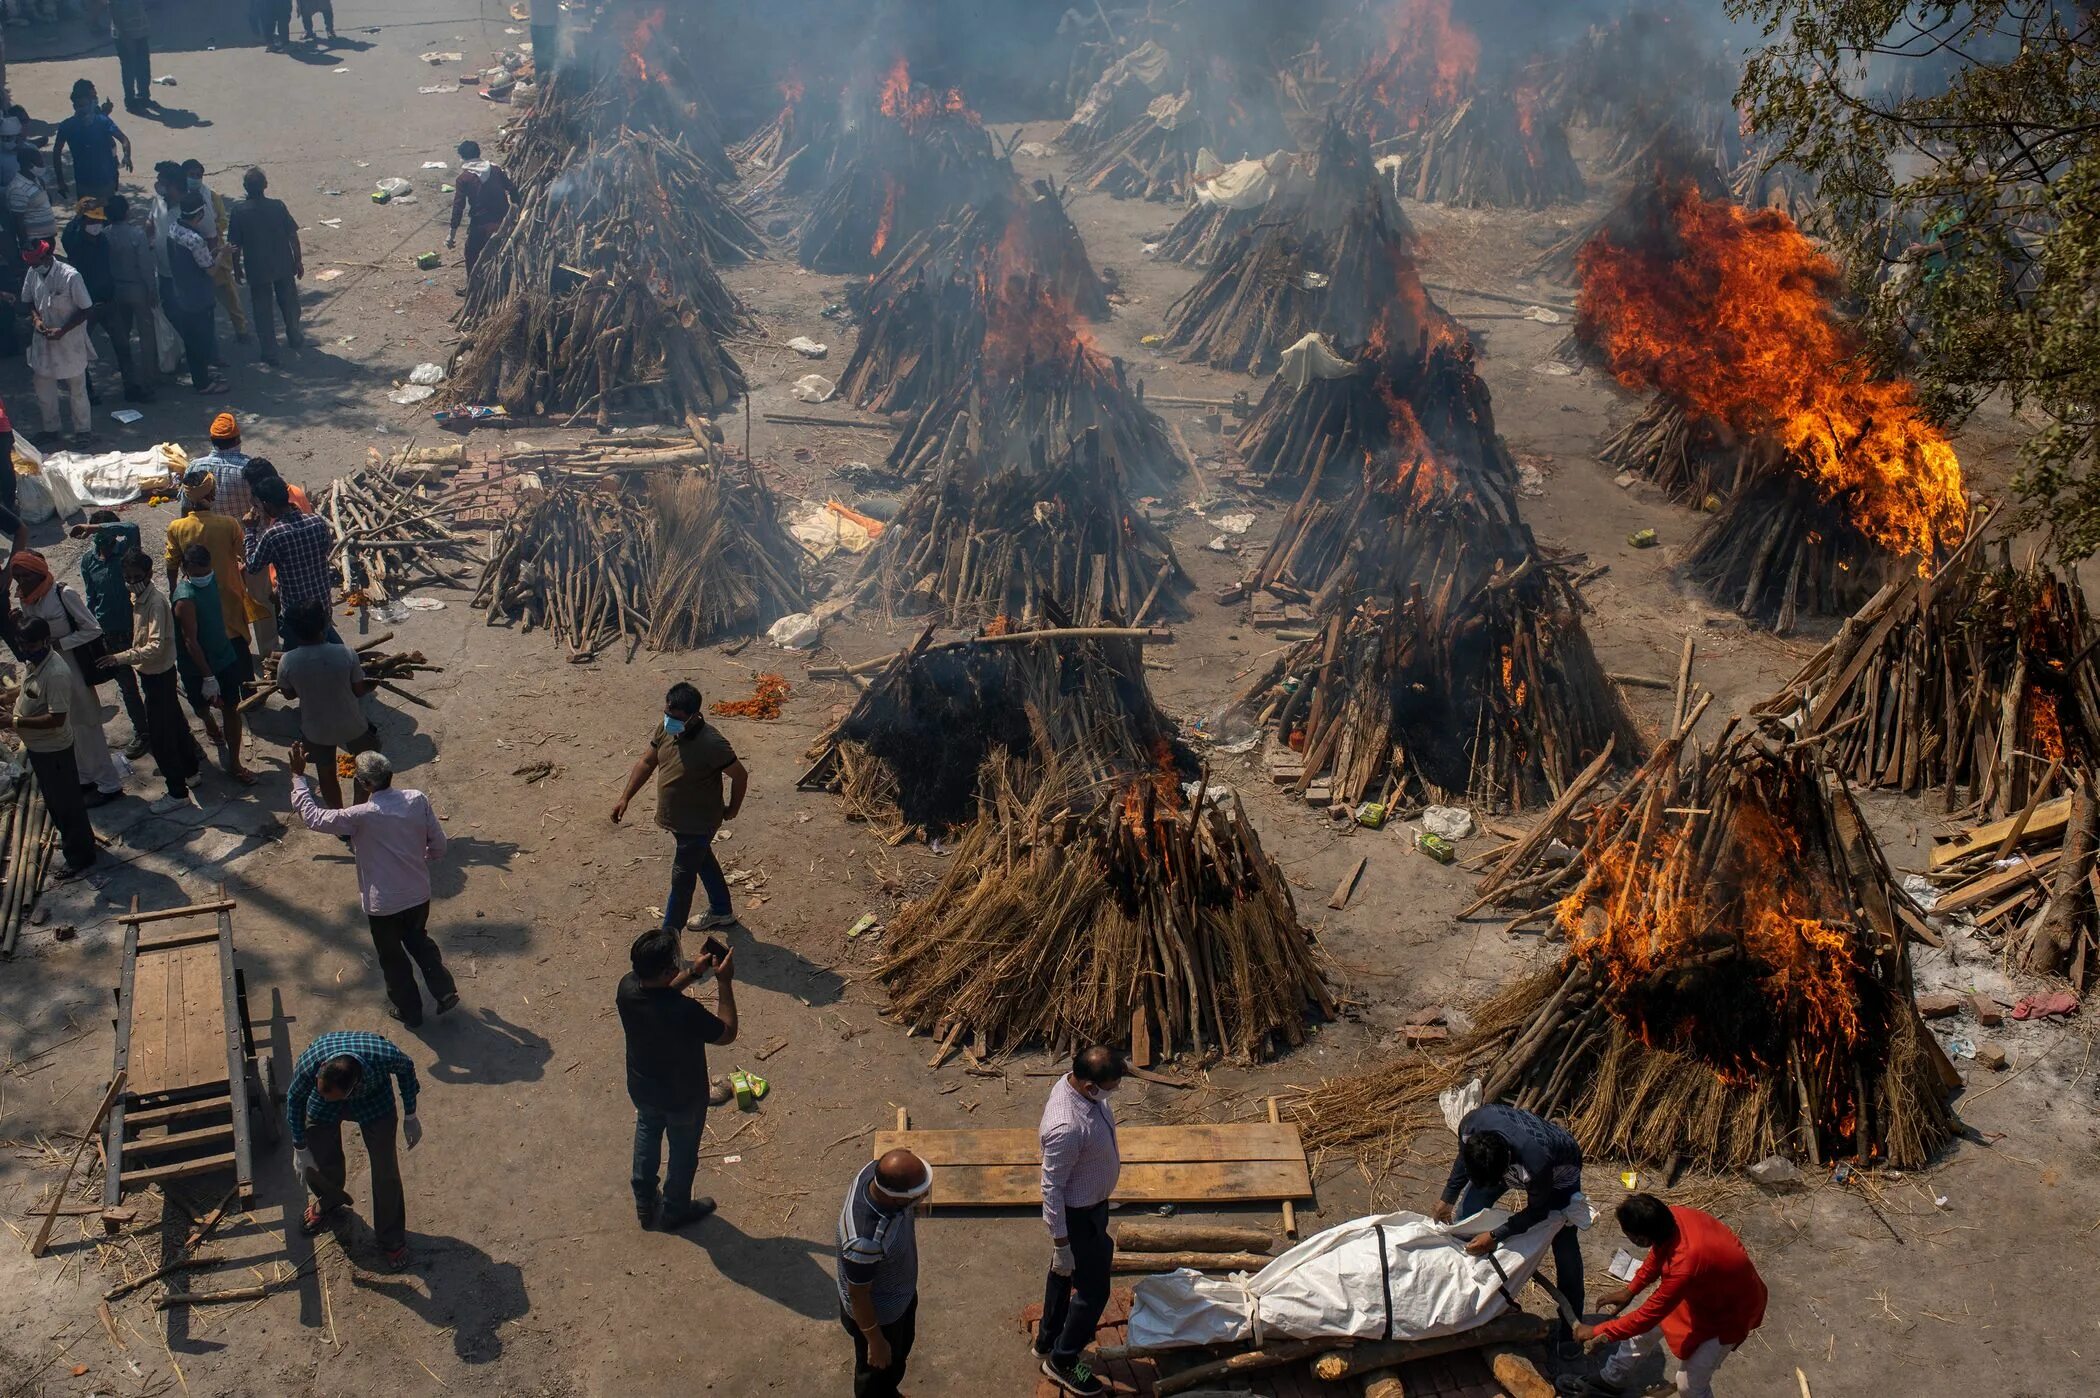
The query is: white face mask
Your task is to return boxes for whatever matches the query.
[85,223,106,237]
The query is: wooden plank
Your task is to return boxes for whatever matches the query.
[119,1151,238,1189]
[129,941,171,1096]
[120,1096,234,1130]
[133,927,224,953]
[123,1123,235,1158]
[921,1158,1311,1208]
[1328,856,1368,910]
[1934,850,2060,914]
[1930,796,2073,869]
[120,899,239,927]
[182,943,228,1092]
[872,1124,1304,1167]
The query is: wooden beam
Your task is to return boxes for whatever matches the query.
[30,1072,125,1258]
[117,899,239,927]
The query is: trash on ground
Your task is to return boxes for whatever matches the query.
[785,336,828,358]
[790,373,836,403]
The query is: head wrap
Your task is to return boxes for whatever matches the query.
[10,551,54,604]
[209,412,239,442]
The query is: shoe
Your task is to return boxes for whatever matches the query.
[1040,1356,1107,1397]
[51,860,94,882]
[124,735,151,759]
[435,993,460,1015]
[149,795,191,816]
[71,433,93,451]
[658,1198,716,1230]
[1554,1379,1627,1398]
[380,1246,411,1270]
[82,788,117,809]
[384,1004,425,1029]
[694,912,739,931]
[635,1195,659,1229]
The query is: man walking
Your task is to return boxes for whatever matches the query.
[447,140,514,275]
[51,80,131,205]
[70,511,151,758]
[611,682,747,935]
[110,0,153,113]
[288,745,458,1027]
[227,167,304,365]
[1565,1194,1767,1398]
[1,614,98,878]
[1433,1102,1587,1343]
[616,928,737,1231]
[837,1148,931,1398]
[104,549,198,814]
[286,1028,422,1268]
[1036,1046,1123,1397]
[19,237,94,448]
[275,602,372,806]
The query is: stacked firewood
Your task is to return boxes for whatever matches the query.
[503,33,734,189]
[318,449,478,602]
[1683,470,1896,630]
[450,128,756,424]
[1771,539,2094,816]
[837,178,1107,415]
[1061,42,1284,203]
[1396,733,1959,1171]
[1922,776,2100,990]
[473,459,807,660]
[1378,94,1585,209]
[729,82,837,195]
[855,425,1185,627]
[1161,122,1420,374]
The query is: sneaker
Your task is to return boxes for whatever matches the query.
[149,794,192,816]
[693,912,739,931]
[658,1198,716,1230]
[1040,1356,1106,1397]
[635,1194,659,1229]
[124,734,151,759]
[384,1004,425,1029]
[434,993,460,1016]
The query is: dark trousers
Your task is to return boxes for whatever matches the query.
[1039,1201,1113,1363]
[91,304,140,391]
[25,745,97,869]
[463,219,501,274]
[110,662,149,743]
[662,826,731,932]
[631,1103,704,1210]
[839,1296,917,1398]
[263,0,292,45]
[248,275,303,358]
[117,36,152,104]
[367,901,456,1023]
[140,668,198,798]
[1460,1181,1585,1338]
[168,301,217,390]
[300,0,335,36]
[305,1112,405,1252]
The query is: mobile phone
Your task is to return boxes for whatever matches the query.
[700,935,730,961]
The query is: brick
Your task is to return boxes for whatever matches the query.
[1975,1043,2009,1071]
[1403,1025,1451,1047]
[1969,994,2004,1028]
[1406,1005,1447,1026]
[1914,993,1963,1019]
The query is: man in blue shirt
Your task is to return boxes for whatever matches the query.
[286,1029,423,1268]
[51,82,133,205]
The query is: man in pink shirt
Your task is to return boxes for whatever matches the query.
[288,744,459,1028]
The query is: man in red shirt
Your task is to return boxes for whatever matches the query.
[1562,1194,1767,1398]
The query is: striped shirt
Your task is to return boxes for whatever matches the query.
[244,508,335,612]
[285,1030,420,1148]
[1039,1074,1119,1238]
[835,1160,919,1325]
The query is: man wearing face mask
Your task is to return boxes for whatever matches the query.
[1035,1045,1124,1397]
[1,614,100,878]
[611,681,749,936]
[182,160,250,345]
[61,198,142,404]
[164,189,229,395]
[16,236,94,450]
[52,81,132,205]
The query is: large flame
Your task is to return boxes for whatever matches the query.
[877,56,976,136]
[1577,181,1965,560]
[1359,0,1479,133]
[978,204,1100,377]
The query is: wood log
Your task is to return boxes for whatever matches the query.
[1309,1313,1551,1380]
[1114,1221,1279,1254]
[1156,1339,1349,1395]
[1360,1369,1407,1398]
[1111,1250,1274,1274]
[1488,1346,1555,1398]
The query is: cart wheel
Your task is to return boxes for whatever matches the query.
[252,1053,283,1149]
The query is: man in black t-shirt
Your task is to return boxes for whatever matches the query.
[615,928,738,1230]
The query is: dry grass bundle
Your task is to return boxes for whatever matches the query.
[877,754,1331,1063]
[646,463,811,650]
[854,424,1185,627]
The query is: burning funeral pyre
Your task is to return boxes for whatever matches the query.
[1162,121,1420,375]
[450,23,759,424]
[1059,38,1287,202]
[800,621,1329,1063]
[852,424,1186,627]
[474,445,809,660]
[1310,730,1961,1172]
[1153,151,1317,269]
[796,59,1005,274]
[1577,176,1968,630]
[836,174,1107,415]
[1542,1,1745,177]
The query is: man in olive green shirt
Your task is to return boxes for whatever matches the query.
[611,681,748,935]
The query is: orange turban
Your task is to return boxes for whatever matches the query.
[208,412,239,442]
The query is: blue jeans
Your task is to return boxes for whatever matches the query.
[632,1104,704,1209]
[662,827,731,932]
[1460,1181,1585,1337]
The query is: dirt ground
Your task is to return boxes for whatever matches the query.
[0,6,2096,1396]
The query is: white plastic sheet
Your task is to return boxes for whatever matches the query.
[1128,1201,1590,1350]
[33,443,188,511]
[1276,333,1357,391]
[1188,149,1293,210]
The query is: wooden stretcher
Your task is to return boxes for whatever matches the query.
[102,892,281,1222]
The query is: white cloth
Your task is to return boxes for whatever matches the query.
[1276,333,1358,391]
[1128,1202,1591,1350]
[1189,150,1294,210]
[23,260,95,379]
[1603,1332,1734,1398]
[36,444,192,509]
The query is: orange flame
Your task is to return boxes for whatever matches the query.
[624,4,665,84]
[1118,738,1184,838]
[1577,181,1965,561]
[871,177,898,259]
[1358,0,1479,134]
[979,204,1101,378]
[2027,687,2065,763]
[877,56,977,135]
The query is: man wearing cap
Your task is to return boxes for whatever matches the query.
[287,742,459,1028]
[163,188,229,395]
[617,928,737,1231]
[61,197,143,404]
[447,140,514,276]
[51,82,132,205]
[837,1147,931,1398]
[19,235,94,449]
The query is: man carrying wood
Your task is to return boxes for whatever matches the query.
[1035,1045,1123,1397]
[835,1147,930,1398]
[1562,1194,1766,1398]
[287,1029,422,1269]
[611,681,748,935]
[1432,1103,1586,1343]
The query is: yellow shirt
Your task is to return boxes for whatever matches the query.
[164,510,251,640]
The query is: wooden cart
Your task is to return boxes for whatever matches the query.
[102,893,281,1220]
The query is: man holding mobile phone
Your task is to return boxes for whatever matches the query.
[615,928,738,1230]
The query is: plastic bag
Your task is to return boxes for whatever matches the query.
[13,472,56,524]
[408,362,446,385]
[791,374,836,403]
[766,612,821,650]
[785,336,828,359]
[152,305,183,375]
[387,384,437,405]
[1437,1078,1483,1134]
[1422,805,1475,841]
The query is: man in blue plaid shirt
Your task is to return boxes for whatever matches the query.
[286,1028,422,1267]
[242,470,334,634]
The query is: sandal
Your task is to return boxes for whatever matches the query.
[300,1200,348,1236]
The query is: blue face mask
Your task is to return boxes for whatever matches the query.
[662,714,686,737]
